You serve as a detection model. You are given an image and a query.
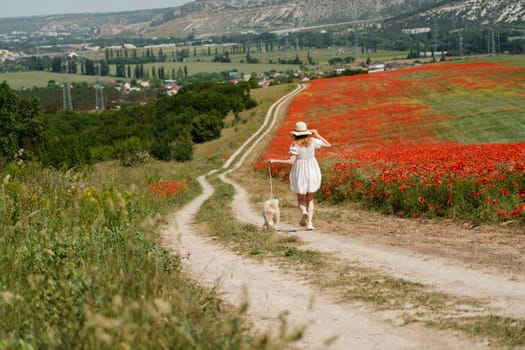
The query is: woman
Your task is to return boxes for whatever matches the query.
[268,121,331,230]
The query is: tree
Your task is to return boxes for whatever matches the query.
[83,59,95,75]
[307,51,314,65]
[191,114,223,143]
[328,57,343,66]
[0,82,43,165]
[51,56,62,73]
[116,63,126,78]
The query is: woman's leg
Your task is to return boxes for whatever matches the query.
[297,193,308,226]
[306,192,315,229]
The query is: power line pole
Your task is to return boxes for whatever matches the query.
[95,58,104,111]
[62,56,73,111]
[459,35,463,58]
[432,18,438,61]
[495,26,501,55]
[491,27,495,55]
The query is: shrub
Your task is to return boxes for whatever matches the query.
[170,137,193,162]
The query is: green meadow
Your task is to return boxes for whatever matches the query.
[1,54,524,348]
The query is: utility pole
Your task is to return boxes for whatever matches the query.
[95,57,104,111]
[62,56,73,111]
[488,27,496,55]
[432,18,438,61]
[495,26,501,55]
[487,13,499,56]
[459,35,463,58]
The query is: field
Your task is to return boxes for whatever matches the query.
[259,55,525,223]
[0,71,116,90]
[0,61,299,89]
[0,47,410,89]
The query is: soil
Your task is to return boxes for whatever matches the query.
[162,86,525,349]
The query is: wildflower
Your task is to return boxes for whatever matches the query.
[3,174,10,186]
[499,188,510,196]
[0,291,22,304]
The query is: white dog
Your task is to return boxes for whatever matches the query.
[262,198,280,230]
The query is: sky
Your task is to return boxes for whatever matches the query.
[3,0,193,18]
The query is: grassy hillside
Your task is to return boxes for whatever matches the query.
[0,84,294,349]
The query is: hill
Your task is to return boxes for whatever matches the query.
[1,0,523,41]
[144,0,525,38]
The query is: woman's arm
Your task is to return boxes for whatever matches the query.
[310,129,331,147]
[269,154,297,165]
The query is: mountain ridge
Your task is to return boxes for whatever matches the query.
[1,0,523,40]
[145,0,524,38]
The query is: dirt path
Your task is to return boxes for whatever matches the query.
[163,87,525,349]
[223,174,525,320]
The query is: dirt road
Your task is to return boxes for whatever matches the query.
[163,86,525,349]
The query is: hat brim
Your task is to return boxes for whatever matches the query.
[290,130,312,136]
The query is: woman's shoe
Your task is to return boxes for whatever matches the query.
[307,222,315,230]
[299,212,308,227]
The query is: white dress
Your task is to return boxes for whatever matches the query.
[289,138,324,194]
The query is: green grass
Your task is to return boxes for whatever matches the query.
[0,71,116,89]
[433,94,525,144]
[458,54,525,67]
[431,68,525,143]
[432,315,525,348]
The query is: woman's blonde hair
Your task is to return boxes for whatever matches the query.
[292,134,313,148]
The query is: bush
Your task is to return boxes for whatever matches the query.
[170,137,193,162]
[120,151,154,167]
[89,144,115,162]
[114,136,142,160]
[150,138,172,161]
[191,114,223,143]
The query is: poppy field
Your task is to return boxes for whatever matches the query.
[260,59,525,223]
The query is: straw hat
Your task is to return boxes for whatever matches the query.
[290,121,312,136]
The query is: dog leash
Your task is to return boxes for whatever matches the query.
[268,163,274,199]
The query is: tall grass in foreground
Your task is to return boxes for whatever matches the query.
[0,161,264,349]
[0,83,295,349]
